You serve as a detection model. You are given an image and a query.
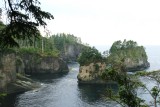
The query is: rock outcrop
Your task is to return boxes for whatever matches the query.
[77,62,107,84]
[107,47,150,72]
[0,52,40,93]
[21,54,69,74]
[0,52,17,91]
[0,51,69,93]
[107,40,150,72]
[5,74,40,94]
[124,58,150,72]
[77,40,150,84]
[61,44,85,62]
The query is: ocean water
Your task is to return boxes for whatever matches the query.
[1,46,160,107]
[95,45,160,71]
[145,46,160,71]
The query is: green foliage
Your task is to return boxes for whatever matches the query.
[0,21,5,30]
[18,47,41,54]
[51,33,82,51]
[18,47,59,57]
[0,0,54,48]
[103,63,160,107]
[136,70,160,107]
[0,32,83,58]
[109,39,138,54]
[103,65,148,107]
[151,86,159,99]
[14,33,83,57]
[0,93,7,105]
[107,40,148,70]
[94,63,100,71]
[78,47,103,66]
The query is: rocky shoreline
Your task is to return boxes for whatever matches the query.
[0,51,69,94]
[3,74,40,94]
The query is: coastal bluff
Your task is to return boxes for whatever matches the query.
[0,50,69,93]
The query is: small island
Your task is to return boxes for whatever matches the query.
[77,40,150,84]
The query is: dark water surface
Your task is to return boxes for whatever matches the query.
[2,46,160,107]
[2,63,118,107]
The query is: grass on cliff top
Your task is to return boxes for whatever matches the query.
[19,48,59,57]
[5,47,60,57]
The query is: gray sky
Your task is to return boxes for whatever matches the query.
[2,0,160,46]
[39,0,160,46]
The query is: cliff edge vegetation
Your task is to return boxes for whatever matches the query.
[77,47,107,84]
[106,39,149,72]
[77,40,150,84]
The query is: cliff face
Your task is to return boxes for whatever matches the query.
[0,53,17,91]
[0,51,69,93]
[21,54,69,74]
[61,44,84,62]
[107,40,150,72]
[124,58,150,72]
[107,46,150,72]
[77,62,107,84]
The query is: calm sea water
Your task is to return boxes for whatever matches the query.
[1,46,160,107]
[145,46,160,71]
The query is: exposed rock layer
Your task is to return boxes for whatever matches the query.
[0,51,69,93]
[20,54,69,74]
[77,62,107,84]
[61,44,84,62]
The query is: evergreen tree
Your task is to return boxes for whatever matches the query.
[0,0,54,48]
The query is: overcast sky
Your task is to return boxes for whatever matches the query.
[2,0,160,47]
[39,0,160,46]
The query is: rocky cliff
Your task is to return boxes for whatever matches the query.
[123,57,150,72]
[0,50,69,93]
[20,54,69,74]
[0,52,39,93]
[0,52,16,91]
[107,46,150,72]
[77,62,107,84]
[77,40,150,84]
[61,44,85,62]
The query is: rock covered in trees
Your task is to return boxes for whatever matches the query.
[78,47,103,66]
[77,47,107,84]
[77,40,150,84]
[15,33,86,62]
[51,33,85,62]
[107,40,150,72]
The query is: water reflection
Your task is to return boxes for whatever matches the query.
[2,63,120,107]
[28,72,68,83]
[78,84,118,103]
